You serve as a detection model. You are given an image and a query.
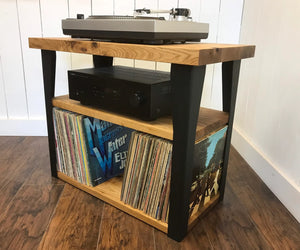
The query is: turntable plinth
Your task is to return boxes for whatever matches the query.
[29,37,255,66]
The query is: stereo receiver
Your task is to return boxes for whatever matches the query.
[68,66,172,120]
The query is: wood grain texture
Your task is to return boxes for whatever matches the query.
[0,137,61,212]
[0,137,64,250]
[154,222,213,250]
[38,184,103,250]
[53,95,229,142]
[201,184,271,249]
[28,37,255,66]
[228,148,300,249]
[98,204,155,250]
[154,230,181,250]
[0,184,64,250]
[57,172,168,233]
[1,137,299,249]
[181,223,213,250]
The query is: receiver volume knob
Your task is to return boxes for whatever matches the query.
[130,92,143,107]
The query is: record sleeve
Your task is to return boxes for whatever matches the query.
[82,116,134,186]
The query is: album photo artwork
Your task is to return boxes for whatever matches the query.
[189,126,228,217]
[83,117,134,186]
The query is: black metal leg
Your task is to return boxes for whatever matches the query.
[168,64,206,241]
[93,55,113,67]
[41,50,57,177]
[219,60,241,200]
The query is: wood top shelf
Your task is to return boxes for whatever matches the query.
[29,37,255,66]
[53,95,229,142]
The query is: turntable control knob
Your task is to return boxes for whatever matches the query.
[130,92,143,107]
[77,14,84,19]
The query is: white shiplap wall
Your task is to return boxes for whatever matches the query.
[0,0,243,135]
[232,0,300,222]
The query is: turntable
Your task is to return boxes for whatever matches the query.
[62,8,209,44]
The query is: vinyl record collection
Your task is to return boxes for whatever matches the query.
[121,131,173,222]
[53,107,133,186]
[53,106,227,223]
[120,126,228,221]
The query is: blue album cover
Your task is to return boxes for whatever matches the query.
[189,126,228,216]
[82,117,133,186]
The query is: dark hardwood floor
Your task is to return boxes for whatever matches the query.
[0,136,299,249]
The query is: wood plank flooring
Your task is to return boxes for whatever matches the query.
[0,136,299,249]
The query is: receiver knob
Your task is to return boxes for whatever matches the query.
[130,92,143,107]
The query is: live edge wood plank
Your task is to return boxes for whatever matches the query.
[53,95,229,142]
[29,37,255,66]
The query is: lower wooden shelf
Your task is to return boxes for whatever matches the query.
[57,171,168,233]
[57,171,220,234]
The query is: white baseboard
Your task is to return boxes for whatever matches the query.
[0,118,47,136]
[232,127,300,223]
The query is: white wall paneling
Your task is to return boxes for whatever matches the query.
[155,62,170,72]
[158,0,178,9]
[233,0,300,222]
[217,0,244,43]
[69,0,93,70]
[40,0,71,97]
[17,0,45,119]
[0,56,8,119]
[200,65,214,108]
[69,0,92,18]
[210,0,244,110]
[113,58,135,67]
[199,0,221,109]
[91,0,113,15]
[114,0,134,15]
[134,60,156,70]
[0,0,28,118]
[0,0,244,135]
